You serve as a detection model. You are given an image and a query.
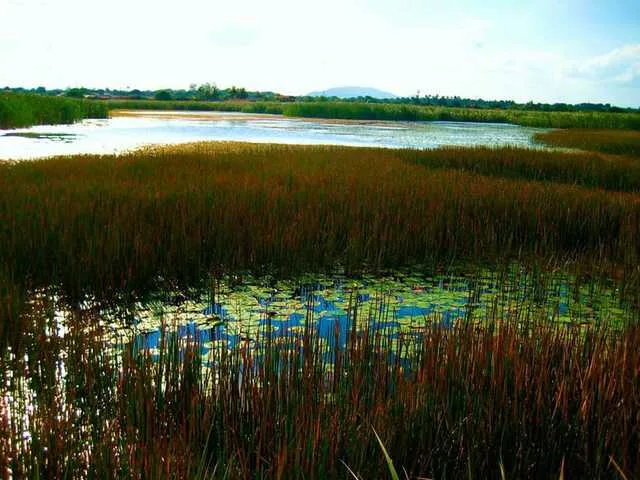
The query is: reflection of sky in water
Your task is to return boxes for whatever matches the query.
[127,271,626,357]
[0,112,549,160]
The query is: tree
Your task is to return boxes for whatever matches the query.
[196,83,220,101]
[154,90,173,101]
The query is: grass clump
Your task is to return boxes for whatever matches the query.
[534,129,640,156]
[0,92,108,129]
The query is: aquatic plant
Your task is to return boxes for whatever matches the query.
[0,290,637,478]
[1,142,639,301]
[0,92,108,129]
[102,99,640,129]
[282,102,640,129]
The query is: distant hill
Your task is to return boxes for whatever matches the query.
[307,86,397,99]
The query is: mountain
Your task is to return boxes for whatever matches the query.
[307,86,397,99]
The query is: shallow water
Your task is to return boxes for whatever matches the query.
[0,111,549,160]
[89,268,628,358]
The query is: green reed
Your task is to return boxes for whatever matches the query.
[105,99,285,115]
[0,92,108,129]
[101,99,640,129]
[280,102,640,129]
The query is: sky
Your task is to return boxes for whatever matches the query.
[1,0,639,106]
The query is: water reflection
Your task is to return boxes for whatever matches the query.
[122,269,628,358]
[0,111,549,160]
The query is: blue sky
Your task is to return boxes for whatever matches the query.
[1,0,639,106]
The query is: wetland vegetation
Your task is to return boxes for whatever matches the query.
[0,92,108,129]
[1,120,640,478]
[103,99,640,129]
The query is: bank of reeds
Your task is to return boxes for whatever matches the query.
[284,102,640,129]
[535,129,640,156]
[101,100,640,129]
[400,146,640,192]
[0,92,108,129]
[1,294,638,479]
[1,143,639,300]
[105,99,284,115]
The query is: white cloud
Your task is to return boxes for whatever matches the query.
[566,44,640,84]
[0,0,638,105]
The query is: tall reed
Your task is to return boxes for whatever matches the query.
[0,92,108,129]
[1,291,638,479]
[1,143,639,301]
[102,99,640,129]
[534,129,640,156]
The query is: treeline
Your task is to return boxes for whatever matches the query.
[3,85,637,114]
[299,94,638,113]
[0,92,108,129]
[2,85,284,102]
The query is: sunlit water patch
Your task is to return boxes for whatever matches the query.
[0,111,549,160]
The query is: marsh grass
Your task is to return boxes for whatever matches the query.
[0,92,108,129]
[101,100,640,129]
[1,141,640,478]
[534,129,640,156]
[0,290,638,479]
[104,99,284,115]
[401,146,640,192]
[1,143,639,301]
[280,102,640,129]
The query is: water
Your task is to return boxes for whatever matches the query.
[0,111,548,160]
[92,268,628,358]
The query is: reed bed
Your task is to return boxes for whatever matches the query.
[1,143,639,301]
[1,140,640,479]
[283,102,640,129]
[104,99,284,115]
[535,129,640,156]
[0,292,638,479]
[100,100,640,129]
[0,92,108,129]
[400,146,640,192]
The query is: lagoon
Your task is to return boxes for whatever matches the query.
[0,110,548,160]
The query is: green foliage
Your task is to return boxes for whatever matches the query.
[105,99,284,115]
[100,98,640,129]
[0,92,108,129]
[154,90,173,101]
[282,101,640,129]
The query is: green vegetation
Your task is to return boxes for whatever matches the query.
[1,287,637,478]
[6,85,638,114]
[106,98,284,115]
[282,101,640,129]
[103,98,640,129]
[535,129,640,156]
[1,143,639,300]
[2,132,640,478]
[0,92,108,129]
